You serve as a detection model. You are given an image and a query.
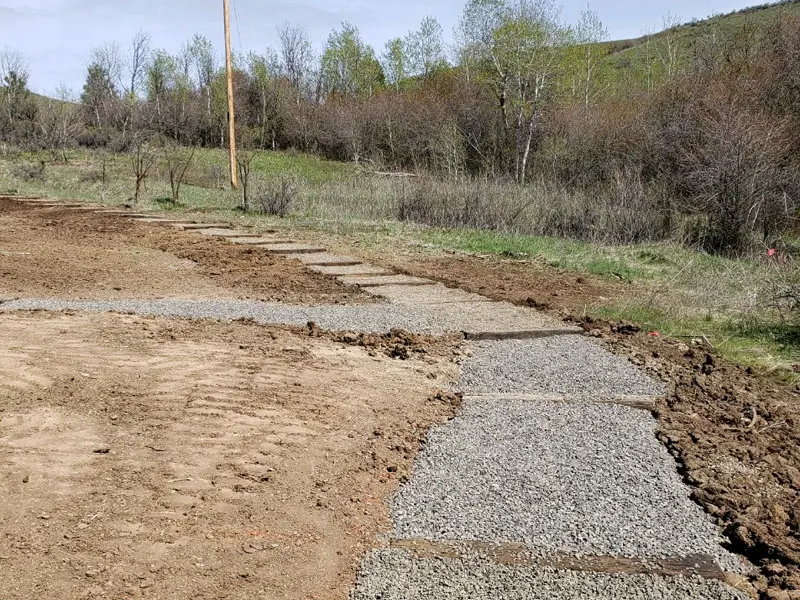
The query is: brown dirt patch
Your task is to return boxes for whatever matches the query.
[0,200,367,304]
[367,246,799,599]
[0,310,460,600]
[586,321,800,598]
[336,245,629,314]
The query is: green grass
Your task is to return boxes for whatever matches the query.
[191,147,356,184]
[414,227,743,284]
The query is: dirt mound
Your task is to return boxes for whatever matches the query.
[576,316,800,597]
[304,322,462,360]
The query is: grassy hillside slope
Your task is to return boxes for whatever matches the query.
[602,0,800,77]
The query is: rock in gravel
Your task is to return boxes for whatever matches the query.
[349,549,749,600]
[459,337,666,397]
[391,398,742,572]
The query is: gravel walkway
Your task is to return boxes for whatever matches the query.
[350,549,749,600]
[391,398,741,571]
[0,297,561,336]
[459,337,665,397]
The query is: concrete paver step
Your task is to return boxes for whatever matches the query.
[103,212,158,217]
[420,300,567,337]
[337,274,436,287]
[294,252,363,266]
[261,243,327,254]
[171,222,232,230]
[228,237,296,245]
[196,228,262,238]
[308,264,391,276]
[367,283,491,305]
[132,217,185,223]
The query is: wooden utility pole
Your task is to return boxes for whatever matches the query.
[223,0,238,189]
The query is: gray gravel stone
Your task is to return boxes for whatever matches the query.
[0,298,567,337]
[460,337,665,397]
[0,298,430,332]
[350,549,749,600]
[391,398,741,572]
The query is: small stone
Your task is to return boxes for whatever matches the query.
[22,474,29,483]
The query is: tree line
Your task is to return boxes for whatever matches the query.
[2,0,800,254]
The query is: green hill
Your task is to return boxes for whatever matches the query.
[601,0,800,81]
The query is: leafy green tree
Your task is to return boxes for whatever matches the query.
[187,34,215,115]
[145,50,173,113]
[458,0,569,183]
[382,38,407,92]
[0,51,37,142]
[405,16,447,77]
[247,50,287,149]
[321,22,384,98]
[573,6,608,109]
[81,60,119,128]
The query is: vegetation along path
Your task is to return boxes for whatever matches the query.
[1,197,755,598]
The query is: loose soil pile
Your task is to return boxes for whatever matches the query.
[0,311,460,599]
[0,200,367,304]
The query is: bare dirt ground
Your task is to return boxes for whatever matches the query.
[0,200,366,304]
[369,247,800,599]
[0,312,460,600]
[0,201,462,599]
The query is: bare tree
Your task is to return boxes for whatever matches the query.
[127,30,151,99]
[236,150,257,211]
[129,109,156,204]
[278,23,314,102]
[0,48,33,131]
[91,42,123,91]
[35,85,81,162]
[165,145,195,203]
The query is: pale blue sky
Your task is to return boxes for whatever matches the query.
[0,0,768,94]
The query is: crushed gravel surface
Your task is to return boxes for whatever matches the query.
[349,549,749,600]
[0,298,437,332]
[460,337,666,397]
[0,298,559,336]
[391,398,742,571]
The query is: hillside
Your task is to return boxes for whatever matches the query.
[602,0,800,79]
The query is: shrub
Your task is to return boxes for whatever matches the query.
[254,175,298,217]
[12,160,46,182]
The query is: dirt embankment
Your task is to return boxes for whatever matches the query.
[375,249,800,599]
